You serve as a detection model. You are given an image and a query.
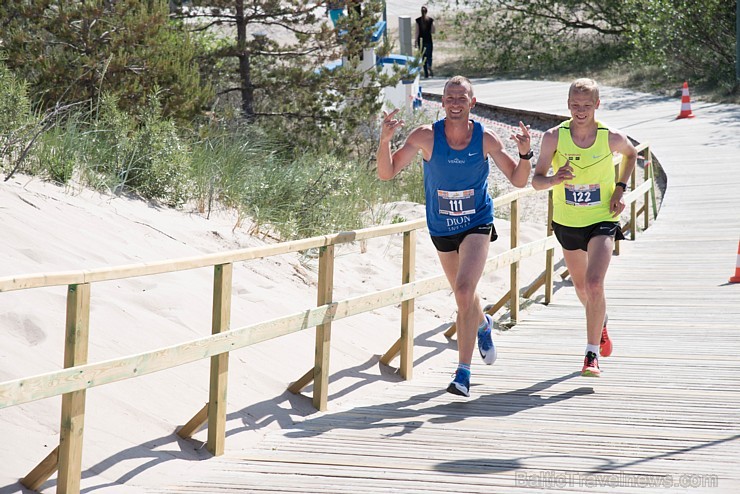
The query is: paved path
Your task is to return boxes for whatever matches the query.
[157,81,740,493]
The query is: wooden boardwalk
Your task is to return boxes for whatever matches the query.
[155,81,740,493]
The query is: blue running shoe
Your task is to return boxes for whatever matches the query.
[447,368,470,397]
[478,314,497,365]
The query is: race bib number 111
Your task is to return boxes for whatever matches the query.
[438,189,476,216]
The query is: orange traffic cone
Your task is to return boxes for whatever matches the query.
[676,81,695,119]
[730,240,740,283]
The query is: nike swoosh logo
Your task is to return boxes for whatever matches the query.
[468,152,478,157]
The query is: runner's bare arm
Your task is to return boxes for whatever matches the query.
[608,130,638,215]
[484,126,530,188]
[610,130,637,187]
[376,110,432,181]
[532,128,574,190]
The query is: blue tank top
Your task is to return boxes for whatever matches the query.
[423,119,494,236]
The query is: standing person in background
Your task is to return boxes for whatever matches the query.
[532,78,637,378]
[376,76,532,397]
[415,6,435,78]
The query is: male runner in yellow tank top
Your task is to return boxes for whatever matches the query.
[532,78,637,377]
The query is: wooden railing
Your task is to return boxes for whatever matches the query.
[0,143,656,493]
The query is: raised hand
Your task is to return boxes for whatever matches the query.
[511,121,531,155]
[552,162,575,185]
[380,109,404,142]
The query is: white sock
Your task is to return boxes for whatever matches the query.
[586,344,599,356]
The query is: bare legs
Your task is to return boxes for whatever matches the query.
[561,235,614,346]
[436,233,490,365]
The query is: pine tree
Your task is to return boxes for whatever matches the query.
[173,0,405,153]
[0,0,213,123]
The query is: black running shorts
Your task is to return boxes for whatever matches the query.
[431,223,498,253]
[552,221,625,252]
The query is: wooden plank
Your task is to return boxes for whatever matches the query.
[58,283,91,494]
[207,263,232,456]
[509,198,520,322]
[379,337,402,366]
[20,446,59,491]
[178,403,208,439]
[629,154,638,240]
[0,235,557,409]
[545,190,554,304]
[399,230,416,380]
[0,189,543,294]
[642,153,651,229]
[313,245,335,411]
[0,224,412,292]
[287,367,314,394]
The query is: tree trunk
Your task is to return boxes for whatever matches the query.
[235,0,253,119]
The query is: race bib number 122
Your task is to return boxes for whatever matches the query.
[564,184,601,207]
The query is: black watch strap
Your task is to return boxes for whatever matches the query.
[616,181,628,191]
[519,150,534,160]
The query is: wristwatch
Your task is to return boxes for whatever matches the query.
[616,181,628,191]
[519,150,534,160]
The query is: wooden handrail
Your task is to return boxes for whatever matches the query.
[0,189,539,293]
[0,234,558,409]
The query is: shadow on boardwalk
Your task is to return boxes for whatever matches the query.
[284,372,591,439]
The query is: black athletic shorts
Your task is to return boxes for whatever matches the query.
[552,221,625,252]
[431,223,498,253]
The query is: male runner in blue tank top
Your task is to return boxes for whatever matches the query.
[376,76,532,397]
[532,78,637,377]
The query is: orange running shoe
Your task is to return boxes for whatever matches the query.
[581,351,601,377]
[600,314,612,358]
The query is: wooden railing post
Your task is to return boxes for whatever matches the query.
[399,230,416,380]
[22,283,92,493]
[58,283,91,494]
[207,263,232,456]
[629,155,637,240]
[545,190,554,304]
[647,146,658,220]
[642,149,650,230]
[57,283,90,494]
[509,198,520,323]
[313,245,335,411]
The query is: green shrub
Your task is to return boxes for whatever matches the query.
[626,0,735,86]
[88,92,190,205]
[33,115,85,184]
[0,58,36,171]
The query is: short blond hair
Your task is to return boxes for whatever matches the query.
[443,76,474,98]
[569,78,599,101]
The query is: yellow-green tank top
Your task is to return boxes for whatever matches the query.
[552,119,616,227]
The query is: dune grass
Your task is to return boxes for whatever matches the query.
[2,89,428,241]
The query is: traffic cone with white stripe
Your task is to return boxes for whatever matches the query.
[676,81,695,119]
[730,240,740,283]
